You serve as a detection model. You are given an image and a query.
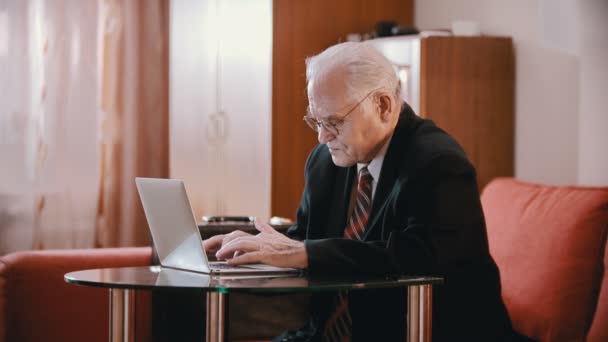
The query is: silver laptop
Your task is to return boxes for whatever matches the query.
[135,177,299,274]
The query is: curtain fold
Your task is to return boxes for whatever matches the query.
[95,0,169,247]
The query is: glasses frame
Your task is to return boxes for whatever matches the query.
[303,88,380,136]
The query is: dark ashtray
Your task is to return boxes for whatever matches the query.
[201,215,255,225]
[198,216,293,239]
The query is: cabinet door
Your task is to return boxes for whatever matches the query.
[170,0,272,219]
[420,36,514,190]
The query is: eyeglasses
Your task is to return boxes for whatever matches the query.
[303,88,379,136]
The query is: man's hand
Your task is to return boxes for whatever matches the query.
[215,219,308,269]
[202,230,252,254]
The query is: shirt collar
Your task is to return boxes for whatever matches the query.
[357,135,392,183]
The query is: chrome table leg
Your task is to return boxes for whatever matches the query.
[206,292,228,342]
[407,285,432,342]
[109,288,135,342]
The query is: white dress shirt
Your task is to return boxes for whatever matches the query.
[356,135,392,201]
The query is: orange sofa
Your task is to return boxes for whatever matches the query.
[1,177,607,342]
[0,247,153,342]
[0,247,299,342]
[482,178,608,342]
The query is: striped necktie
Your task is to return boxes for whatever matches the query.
[324,166,373,342]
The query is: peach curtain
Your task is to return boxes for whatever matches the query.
[0,0,168,254]
[95,0,169,247]
[0,0,102,253]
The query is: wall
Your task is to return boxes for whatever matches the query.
[415,0,608,185]
[577,0,608,186]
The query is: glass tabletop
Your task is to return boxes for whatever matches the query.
[65,266,443,294]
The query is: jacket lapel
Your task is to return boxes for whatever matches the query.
[363,105,418,240]
[325,165,356,238]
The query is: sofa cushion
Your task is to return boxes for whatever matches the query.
[0,247,153,342]
[587,232,608,342]
[481,178,608,342]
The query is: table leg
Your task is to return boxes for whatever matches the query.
[206,292,229,342]
[407,285,432,342]
[109,288,135,342]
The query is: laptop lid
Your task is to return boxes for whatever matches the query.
[135,177,212,273]
[135,178,300,275]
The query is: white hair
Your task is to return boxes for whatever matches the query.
[305,41,402,106]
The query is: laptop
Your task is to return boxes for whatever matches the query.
[135,177,299,275]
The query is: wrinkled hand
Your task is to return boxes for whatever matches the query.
[215,219,308,269]
[203,230,252,255]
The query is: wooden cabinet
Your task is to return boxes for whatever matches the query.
[419,36,514,191]
[272,32,514,219]
[371,35,515,191]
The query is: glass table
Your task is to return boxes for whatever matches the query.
[65,266,443,342]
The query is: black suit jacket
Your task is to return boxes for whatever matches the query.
[279,104,513,342]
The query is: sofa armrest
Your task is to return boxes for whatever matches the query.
[0,247,153,342]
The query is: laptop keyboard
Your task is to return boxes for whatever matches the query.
[211,262,247,270]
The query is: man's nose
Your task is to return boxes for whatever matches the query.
[317,126,335,144]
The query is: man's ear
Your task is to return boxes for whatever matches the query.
[378,94,393,122]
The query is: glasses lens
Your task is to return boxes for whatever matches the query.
[303,116,340,135]
[303,116,319,132]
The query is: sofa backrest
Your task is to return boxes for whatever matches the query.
[481,178,608,342]
[0,247,153,342]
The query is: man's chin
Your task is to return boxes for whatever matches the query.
[330,154,356,167]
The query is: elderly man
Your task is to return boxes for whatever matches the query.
[204,42,515,341]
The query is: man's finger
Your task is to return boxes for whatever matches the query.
[254,218,278,234]
[216,239,260,259]
[226,251,264,265]
[222,230,251,245]
[202,234,225,252]
[220,235,258,250]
